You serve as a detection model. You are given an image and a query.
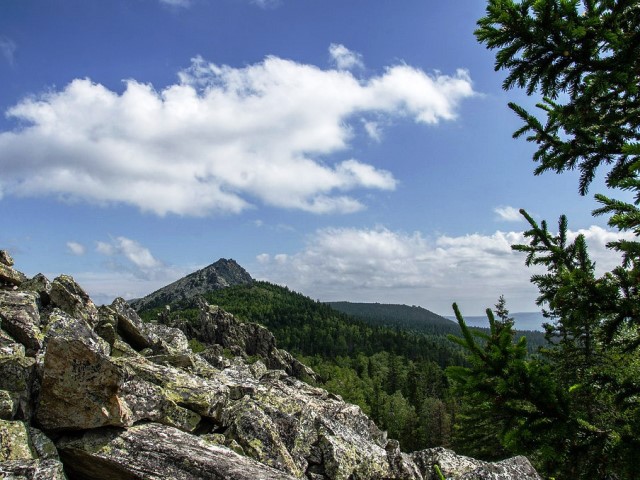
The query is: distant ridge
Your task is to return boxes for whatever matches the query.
[446,311,546,332]
[327,301,460,336]
[129,258,253,311]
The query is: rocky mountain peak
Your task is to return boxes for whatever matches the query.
[128,257,253,311]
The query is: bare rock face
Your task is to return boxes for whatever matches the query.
[0,419,66,479]
[128,258,253,311]
[181,303,317,382]
[49,275,98,326]
[0,290,43,355]
[57,422,297,480]
[35,310,128,430]
[0,252,542,480]
[411,447,542,480]
[0,261,27,288]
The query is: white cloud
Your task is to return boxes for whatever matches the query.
[251,0,282,8]
[329,43,364,71]
[96,236,164,279]
[494,205,524,222]
[0,37,16,66]
[362,120,382,142]
[66,241,86,256]
[159,0,190,7]
[254,225,633,315]
[0,51,474,216]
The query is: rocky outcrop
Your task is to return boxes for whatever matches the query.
[128,258,253,311]
[0,250,542,480]
[57,423,298,480]
[176,301,318,381]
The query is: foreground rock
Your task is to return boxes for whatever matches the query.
[412,448,541,479]
[57,422,296,480]
[0,419,66,479]
[0,250,541,480]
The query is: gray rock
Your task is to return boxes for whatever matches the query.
[115,355,229,422]
[0,419,34,461]
[457,456,542,480]
[0,250,15,267]
[0,290,43,354]
[128,258,253,311]
[49,275,98,326]
[36,310,212,432]
[0,389,16,419]
[147,322,191,354]
[95,305,118,347]
[0,458,67,479]
[19,274,52,309]
[0,346,35,420]
[411,447,541,480]
[182,302,318,382]
[35,310,126,430]
[0,263,27,288]
[56,422,297,480]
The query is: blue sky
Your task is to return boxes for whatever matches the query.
[0,0,628,315]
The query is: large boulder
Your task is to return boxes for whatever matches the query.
[0,290,43,354]
[411,447,542,480]
[20,273,53,309]
[56,422,297,480]
[36,309,218,432]
[0,419,66,479]
[0,340,36,420]
[182,302,317,381]
[49,275,98,326]
[35,310,127,430]
[0,250,27,288]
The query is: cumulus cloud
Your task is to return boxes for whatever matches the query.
[0,37,16,66]
[96,236,166,280]
[66,241,86,256]
[0,50,474,216]
[253,225,632,315]
[494,205,524,222]
[329,43,364,71]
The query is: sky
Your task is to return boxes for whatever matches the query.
[0,0,630,316]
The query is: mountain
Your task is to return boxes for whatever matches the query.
[446,311,546,332]
[327,302,459,335]
[329,301,547,352]
[128,258,253,311]
[137,281,468,368]
[0,249,541,479]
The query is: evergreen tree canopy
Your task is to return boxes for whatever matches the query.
[446,1,640,478]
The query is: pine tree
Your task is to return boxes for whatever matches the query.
[458,1,640,477]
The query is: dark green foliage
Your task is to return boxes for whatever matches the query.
[200,282,467,367]
[187,338,205,353]
[328,302,458,334]
[462,1,640,477]
[138,281,461,451]
[330,300,547,354]
[476,0,640,195]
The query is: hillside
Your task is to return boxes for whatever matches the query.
[138,281,467,368]
[328,302,459,335]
